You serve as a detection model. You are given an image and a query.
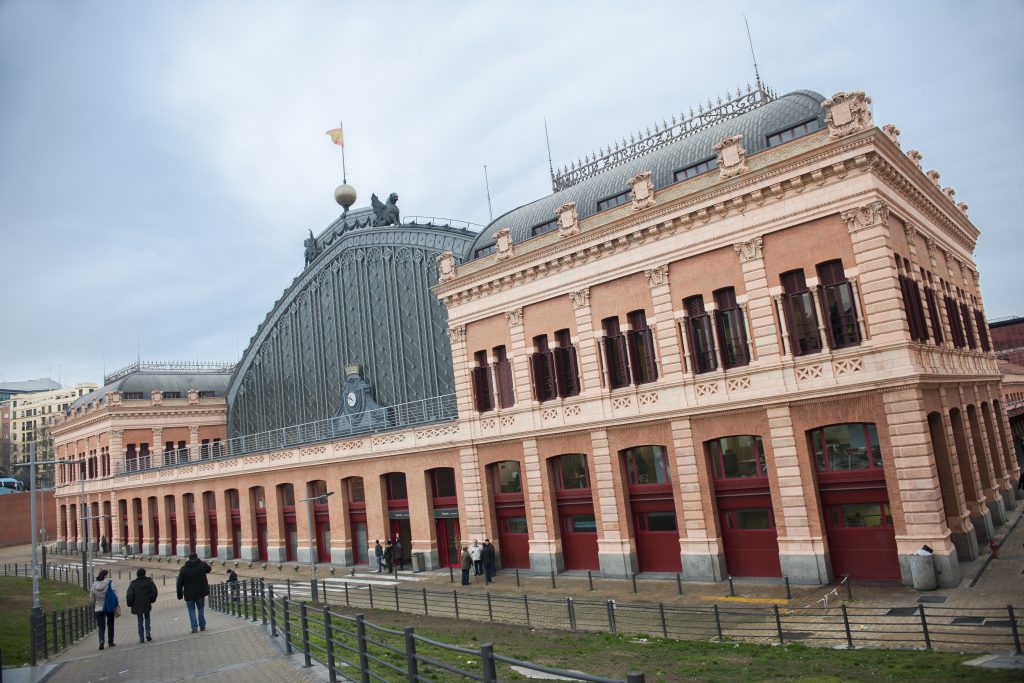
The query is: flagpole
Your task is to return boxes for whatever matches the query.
[340,120,348,183]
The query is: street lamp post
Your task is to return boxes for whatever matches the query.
[299,491,334,602]
[13,444,57,608]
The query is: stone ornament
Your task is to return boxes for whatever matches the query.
[882,124,901,148]
[436,251,457,282]
[492,227,514,261]
[189,425,200,437]
[942,187,956,202]
[906,150,923,169]
[714,135,748,179]
[822,91,873,139]
[569,288,591,309]
[903,222,918,243]
[628,171,656,210]
[958,202,969,216]
[925,237,937,259]
[106,391,122,407]
[926,170,941,188]
[447,325,466,344]
[643,264,669,288]
[554,202,579,237]
[841,200,890,233]
[151,390,163,406]
[187,389,200,405]
[733,236,763,262]
[506,308,524,328]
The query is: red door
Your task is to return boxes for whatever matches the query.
[208,515,219,558]
[169,512,177,553]
[720,507,782,577]
[187,514,197,553]
[350,512,367,564]
[315,511,331,563]
[633,509,682,572]
[256,511,268,561]
[823,498,899,580]
[559,509,598,570]
[435,518,461,567]
[496,510,530,569]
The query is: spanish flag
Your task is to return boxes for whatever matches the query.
[326,127,344,147]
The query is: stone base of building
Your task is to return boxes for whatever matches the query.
[296,546,313,564]
[971,510,995,543]
[143,542,156,555]
[999,488,1015,512]
[779,552,832,584]
[898,549,961,588]
[158,543,173,556]
[194,543,212,559]
[176,543,191,557]
[528,549,562,574]
[217,543,234,560]
[331,548,352,566]
[986,499,1007,526]
[598,551,636,578]
[267,546,287,563]
[681,552,726,582]
[240,545,259,561]
[950,528,979,561]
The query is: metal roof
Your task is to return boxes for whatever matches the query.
[0,378,62,393]
[465,89,826,259]
[70,368,232,411]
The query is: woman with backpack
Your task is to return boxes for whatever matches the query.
[89,569,119,650]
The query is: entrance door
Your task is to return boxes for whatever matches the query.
[256,512,268,561]
[436,518,461,567]
[496,512,530,568]
[351,519,367,564]
[721,507,782,577]
[559,511,598,570]
[187,515,197,553]
[633,510,682,572]
[389,519,411,566]
[169,513,177,554]
[315,515,331,563]
[824,501,899,580]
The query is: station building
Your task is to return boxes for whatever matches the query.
[52,85,1020,587]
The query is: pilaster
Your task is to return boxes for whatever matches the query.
[735,237,780,359]
[645,266,683,381]
[842,201,907,343]
[570,289,602,396]
[591,429,635,577]
[671,417,725,580]
[458,446,487,539]
[524,438,561,573]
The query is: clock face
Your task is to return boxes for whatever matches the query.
[346,391,357,407]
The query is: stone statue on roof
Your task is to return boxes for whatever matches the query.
[303,229,321,267]
[370,192,400,226]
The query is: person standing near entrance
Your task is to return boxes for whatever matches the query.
[383,540,393,572]
[481,539,497,584]
[460,546,472,586]
[394,536,403,571]
[374,540,384,572]
[89,569,118,650]
[126,568,158,643]
[470,540,483,576]
[177,552,212,633]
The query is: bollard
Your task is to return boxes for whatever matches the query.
[659,603,667,639]
[841,604,853,649]
[481,643,497,683]
[845,574,853,602]
[631,573,638,594]
[566,597,576,631]
[423,587,429,615]
[523,594,530,627]
[369,583,374,609]
[163,575,166,586]
[676,573,683,595]
[344,582,350,607]
[919,604,931,650]
[713,604,723,642]
[287,577,292,600]
[453,590,460,619]
[1009,605,1021,655]
[322,579,327,605]
[588,570,594,591]
[449,566,454,583]
[269,584,278,637]
[728,575,735,597]
[607,599,616,632]
[323,606,337,683]
[311,578,318,604]
[550,570,556,589]
[404,626,418,683]
[394,584,400,611]
[773,604,784,645]
[515,568,520,588]
[300,602,312,668]
[356,614,370,683]
[784,576,791,600]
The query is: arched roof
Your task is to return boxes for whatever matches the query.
[466,89,826,259]
[70,364,233,411]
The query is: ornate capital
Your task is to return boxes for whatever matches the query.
[957,202,969,216]
[506,308,523,328]
[906,149,923,169]
[106,391,122,407]
[628,171,656,210]
[187,389,200,405]
[492,227,514,261]
[733,236,763,262]
[152,427,163,441]
[714,135,748,179]
[882,123,901,148]
[841,200,889,233]
[110,429,124,440]
[151,390,163,406]
[188,425,200,437]
[569,288,590,309]
[925,169,941,188]
[942,187,956,203]
[554,201,579,237]
[943,248,954,266]
[643,265,669,288]
[436,251,457,282]
[903,222,918,243]
[447,325,466,344]
[822,91,873,139]
[925,237,937,259]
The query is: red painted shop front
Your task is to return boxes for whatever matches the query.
[553,454,598,571]
[492,461,529,569]
[346,477,367,565]
[431,469,460,568]
[623,446,682,573]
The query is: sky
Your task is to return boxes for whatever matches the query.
[1,0,1022,388]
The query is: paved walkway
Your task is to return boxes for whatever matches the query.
[43,597,319,683]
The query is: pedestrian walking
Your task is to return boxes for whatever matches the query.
[482,539,497,584]
[227,568,239,600]
[374,540,384,572]
[126,567,158,643]
[383,540,393,573]
[470,540,483,576]
[89,569,118,650]
[100,535,110,554]
[177,552,212,633]
[460,546,472,586]
[394,536,404,571]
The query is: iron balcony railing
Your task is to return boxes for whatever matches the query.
[113,393,458,476]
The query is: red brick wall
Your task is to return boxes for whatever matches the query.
[0,491,56,546]
[991,319,1024,365]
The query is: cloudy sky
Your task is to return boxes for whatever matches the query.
[1,0,1021,387]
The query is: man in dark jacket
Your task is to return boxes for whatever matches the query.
[481,539,497,584]
[176,552,212,633]
[126,567,158,643]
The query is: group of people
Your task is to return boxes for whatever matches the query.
[460,539,497,585]
[88,551,215,650]
[373,537,404,572]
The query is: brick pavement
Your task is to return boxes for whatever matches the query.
[44,596,319,683]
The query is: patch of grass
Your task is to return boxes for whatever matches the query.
[0,576,90,668]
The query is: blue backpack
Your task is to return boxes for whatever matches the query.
[103,581,118,613]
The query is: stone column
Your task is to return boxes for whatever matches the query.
[981,397,1014,510]
[523,438,561,573]
[176,493,191,557]
[239,487,259,561]
[326,484,350,566]
[109,429,124,476]
[569,289,602,395]
[194,493,212,559]
[967,403,1006,525]
[447,326,474,419]
[735,237,780,359]
[112,497,126,554]
[293,479,313,564]
[943,388,994,543]
[992,398,1023,500]
[841,201,907,344]
[591,429,634,577]
[152,428,163,468]
[265,486,286,563]
[882,389,962,586]
[645,265,684,381]
[767,405,831,583]
[188,426,200,463]
[458,446,487,539]
[671,418,725,580]
[506,309,531,407]
[142,496,158,555]
[158,495,175,556]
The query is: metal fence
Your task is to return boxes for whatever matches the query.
[2,563,98,666]
[210,579,646,683]
[252,575,1022,656]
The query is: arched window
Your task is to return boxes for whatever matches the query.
[345,477,365,503]
[493,461,522,494]
[706,436,767,479]
[552,454,589,490]
[621,445,670,485]
[808,423,882,472]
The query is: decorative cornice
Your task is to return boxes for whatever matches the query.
[881,124,901,148]
[506,308,524,328]
[733,236,763,262]
[643,265,669,288]
[569,288,590,309]
[906,150,922,169]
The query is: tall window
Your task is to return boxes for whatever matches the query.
[552,454,589,490]
[603,317,631,389]
[713,287,749,368]
[347,477,365,503]
[781,270,821,355]
[960,301,976,349]
[553,329,581,398]
[944,290,966,348]
[531,335,558,402]
[816,260,861,348]
[385,473,408,501]
[684,295,717,374]
[809,423,882,472]
[472,350,495,412]
[492,345,515,408]
[707,436,767,479]
[430,468,457,499]
[622,445,670,485]
[627,310,658,384]
[975,310,990,352]
[924,274,944,345]
[493,461,522,494]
